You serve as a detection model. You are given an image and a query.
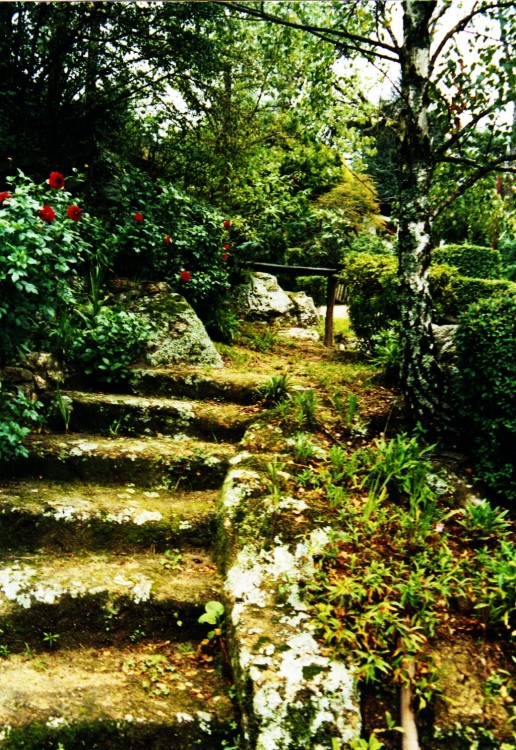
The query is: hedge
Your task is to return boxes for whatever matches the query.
[432,243,502,279]
[454,294,516,504]
[341,253,516,346]
[339,253,399,345]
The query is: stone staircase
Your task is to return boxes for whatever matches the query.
[0,366,264,749]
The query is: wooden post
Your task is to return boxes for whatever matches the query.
[324,275,337,347]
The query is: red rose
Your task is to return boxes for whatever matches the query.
[37,205,56,223]
[48,172,65,189]
[0,191,12,206]
[165,235,171,244]
[133,212,144,222]
[221,253,229,262]
[66,204,82,221]
[223,243,230,251]
[180,270,191,282]
[223,220,231,229]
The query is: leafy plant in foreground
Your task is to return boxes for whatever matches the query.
[70,308,153,384]
[0,385,43,461]
[0,170,91,362]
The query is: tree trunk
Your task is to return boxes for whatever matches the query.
[397,1,446,429]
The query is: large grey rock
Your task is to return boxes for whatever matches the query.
[133,293,224,368]
[237,273,294,320]
[432,324,457,365]
[287,290,320,327]
[236,273,319,328]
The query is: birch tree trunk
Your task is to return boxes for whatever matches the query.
[397,1,445,428]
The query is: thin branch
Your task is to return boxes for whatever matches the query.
[435,97,514,158]
[431,1,515,68]
[433,152,516,219]
[218,1,400,62]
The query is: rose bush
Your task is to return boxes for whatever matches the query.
[0,170,92,363]
[104,165,234,330]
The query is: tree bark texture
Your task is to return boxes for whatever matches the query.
[397,1,446,429]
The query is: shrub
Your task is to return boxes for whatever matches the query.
[0,385,43,461]
[293,276,328,306]
[0,171,90,363]
[339,253,399,346]
[105,167,231,314]
[429,265,516,321]
[432,243,502,279]
[319,250,515,352]
[428,263,460,322]
[499,236,516,280]
[454,294,516,503]
[70,308,153,384]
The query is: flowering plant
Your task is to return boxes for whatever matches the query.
[0,170,91,362]
[66,205,82,221]
[38,204,56,223]
[48,171,65,189]
[105,166,232,316]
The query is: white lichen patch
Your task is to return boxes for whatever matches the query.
[0,560,154,609]
[220,467,262,516]
[276,496,308,512]
[229,451,253,465]
[69,441,99,455]
[196,711,213,734]
[41,503,163,526]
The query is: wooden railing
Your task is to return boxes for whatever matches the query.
[245,262,341,347]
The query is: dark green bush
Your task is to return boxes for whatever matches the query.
[451,276,516,311]
[429,265,516,321]
[0,385,43,461]
[432,243,502,279]
[339,252,516,349]
[339,253,399,346]
[70,308,153,384]
[293,276,328,306]
[499,236,516,281]
[428,264,460,322]
[454,294,516,504]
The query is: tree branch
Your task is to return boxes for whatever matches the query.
[218,1,400,62]
[434,97,514,159]
[433,152,516,218]
[430,1,515,68]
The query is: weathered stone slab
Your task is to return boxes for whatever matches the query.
[0,646,235,748]
[48,391,257,441]
[0,480,218,552]
[217,455,361,749]
[0,548,220,649]
[3,434,236,489]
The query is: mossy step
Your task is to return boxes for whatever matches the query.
[0,480,218,552]
[55,390,257,441]
[126,366,268,404]
[0,644,235,749]
[4,434,237,488]
[0,549,221,651]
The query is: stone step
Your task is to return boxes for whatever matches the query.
[0,480,218,552]
[53,390,257,441]
[0,549,221,652]
[0,644,235,749]
[126,366,267,404]
[3,434,237,488]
